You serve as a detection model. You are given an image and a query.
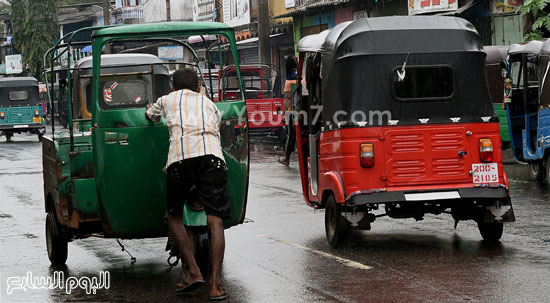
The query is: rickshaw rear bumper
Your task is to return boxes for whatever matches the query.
[0,124,45,132]
[347,187,510,206]
[347,186,514,223]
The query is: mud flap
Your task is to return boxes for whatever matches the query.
[480,200,516,223]
[342,211,371,230]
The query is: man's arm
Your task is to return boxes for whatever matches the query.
[145,97,164,123]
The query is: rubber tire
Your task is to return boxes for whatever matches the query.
[478,222,504,242]
[325,195,347,248]
[546,156,550,187]
[46,212,68,265]
[194,229,210,278]
[38,133,43,142]
[5,133,12,141]
[528,162,546,182]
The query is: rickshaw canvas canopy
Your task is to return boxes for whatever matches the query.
[0,77,39,88]
[297,16,495,127]
[484,46,508,65]
[297,16,482,59]
[540,39,550,56]
[74,54,169,74]
[508,40,544,56]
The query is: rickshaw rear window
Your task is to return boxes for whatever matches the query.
[96,74,152,109]
[9,91,28,101]
[392,65,454,101]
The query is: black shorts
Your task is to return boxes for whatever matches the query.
[166,155,231,220]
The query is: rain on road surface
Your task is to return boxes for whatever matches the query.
[1,132,550,303]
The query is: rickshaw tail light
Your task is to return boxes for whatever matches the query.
[0,112,4,119]
[360,143,375,168]
[479,139,493,162]
[34,110,39,117]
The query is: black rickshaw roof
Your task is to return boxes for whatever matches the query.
[484,45,509,64]
[0,77,39,88]
[508,40,544,56]
[297,16,482,56]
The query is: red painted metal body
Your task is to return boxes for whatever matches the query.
[220,65,284,134]
[297,122,509,206]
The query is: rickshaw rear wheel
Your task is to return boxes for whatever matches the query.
[546,156,550,187]
[46,211,68,265]
[5,133,12,141]
[477,222,503,242]
[325,195,347,248]
[38,133,43,142]
[194,229,210,278]
[528,162,546,182]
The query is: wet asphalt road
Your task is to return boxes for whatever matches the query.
[1,131,550,303]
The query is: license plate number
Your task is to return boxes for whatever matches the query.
[32,117,42,123]
[472,163,498,183]
[17,124,29,128]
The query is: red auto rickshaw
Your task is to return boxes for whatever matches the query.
[294,16,515,247]
[220,64,284,140]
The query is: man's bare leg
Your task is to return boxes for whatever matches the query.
[207,215,228,298]
[168,211,204,285]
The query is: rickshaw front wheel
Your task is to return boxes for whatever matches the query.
[194,229,210,278]
[528,162,546,182]
[325,195,348,248]
[46,212,68,265]
[477,222,503,242]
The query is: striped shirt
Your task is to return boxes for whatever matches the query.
[146,89,225,170]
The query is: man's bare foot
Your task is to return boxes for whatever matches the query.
[175,274,205,292]
[278,157,289,166]
[209,288,231,301]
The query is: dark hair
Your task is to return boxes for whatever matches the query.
[173,68,199,91]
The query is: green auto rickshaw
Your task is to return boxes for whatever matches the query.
[42,23,249,269]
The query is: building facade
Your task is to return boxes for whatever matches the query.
[276,0,530,49]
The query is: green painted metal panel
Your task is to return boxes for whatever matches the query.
[183,204,207,227]
[72,178,100,219]
[86,22,248,237]
[502,15,523,45]
[493,14,524,46]
[93,125,169,238]
[0,105,43,127]
[494,103,511,143]
[493,16,504,45]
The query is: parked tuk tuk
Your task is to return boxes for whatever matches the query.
[220,64,285,140]
[42,23,249,268]
[505,40,550,184]
[0,77,45,141]
[294,16,514,247]
[484,46,511,147]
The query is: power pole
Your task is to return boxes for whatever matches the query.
[102,0,112,53]
[258,0,271,65]
[166,0,171,21]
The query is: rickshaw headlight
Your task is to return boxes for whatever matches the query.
[479,139,494,162]
[360,143,375,168]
